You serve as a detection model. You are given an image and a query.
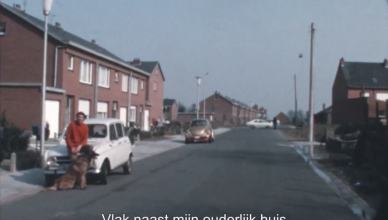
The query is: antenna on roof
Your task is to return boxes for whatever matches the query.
[23,0,27,11]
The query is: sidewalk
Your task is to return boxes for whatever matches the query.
[0,127,231,205]
[292,141,375,220]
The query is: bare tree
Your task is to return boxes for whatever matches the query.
[177,101,186,113]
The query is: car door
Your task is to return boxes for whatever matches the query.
[114,122,131,165]
[108,123,120,169]
[253,120,260,128]
[258,120,265,128]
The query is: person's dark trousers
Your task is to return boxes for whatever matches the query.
[273,124,277,129]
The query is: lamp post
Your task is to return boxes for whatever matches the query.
[203,72,209,119]
[40,0,53,168]
[196,76,202,119]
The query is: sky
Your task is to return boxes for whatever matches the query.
[3,0,388,118]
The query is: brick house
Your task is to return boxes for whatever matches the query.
[199,91,259,125]
[274,112,289,125]
[163,98,178,121]
[331,57,388,124]
[0,3,164,136]
[128,59,165,126]
[252,105,267,119]
[314,104,332,125]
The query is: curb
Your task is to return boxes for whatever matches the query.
[293,143,375,220]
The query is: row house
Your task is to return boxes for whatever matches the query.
[331,57,388,124]
[163,98,178,121]
[252,105,268,120]
[0,3,165,138]
[199,91,263,125]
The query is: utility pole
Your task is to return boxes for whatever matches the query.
[294,74,298,126]
[308,23,315,147]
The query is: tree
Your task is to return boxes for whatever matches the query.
[177,102,186,113]
[188,103,196,113]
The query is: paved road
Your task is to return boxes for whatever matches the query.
[1,129,358,220]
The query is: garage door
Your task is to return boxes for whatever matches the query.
[45,100,60,139]
[78,99,90,118]
[120,107,127,126]
[97,102,108,118]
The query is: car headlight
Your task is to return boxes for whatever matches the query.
[46,156,58,167]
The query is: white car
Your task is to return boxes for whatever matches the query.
[246,119,273,129]
[43,118,133,186]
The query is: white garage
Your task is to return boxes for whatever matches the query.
[45,100,60,139]
[97,102,108,118]
[78,99,90,118]
[120,107,127,126]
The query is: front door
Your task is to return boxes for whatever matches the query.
[119,107,127,126]
[115,122,130,164]
[45,100,60,139]
[144,110,149,131]
[78,99,90,118]
[108,123,120,168]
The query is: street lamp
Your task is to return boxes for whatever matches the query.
[203,72,209,119]
[196,76,202,119]
[40,0,53,168]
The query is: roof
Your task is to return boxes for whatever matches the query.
[129,61,166,81]
[275,112,288,118]
[214,91,253,109]
[163,98,176,106]
[340,59,388,89]
[130,61,158,73]
[1,3,149,76]
[314,106,332,115]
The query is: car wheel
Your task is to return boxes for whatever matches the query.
[266,126,270,129]
[45,174,56,187]
[185,139,189,144]
[98,161,109,185]
[250,126,255,129]
[123,154,132,175]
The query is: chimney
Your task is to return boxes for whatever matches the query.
[384,59,388,68]
[55,22,62,29]
[132,58,141,65]
[13,4,22,11]
[323,103,325,110]
[340,57,345,67]
[91,39,96,44]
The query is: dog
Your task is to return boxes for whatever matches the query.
[42,145,99,191]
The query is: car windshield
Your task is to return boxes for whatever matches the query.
[63,124,108,139]
[190,120,207,127]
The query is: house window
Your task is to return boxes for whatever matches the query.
[68,55,73,70]
[114,72,119,83]
[80,60,93,84]
[211,104,215,112]
[141,80,144,90]
[122,74,128,92]
[130,106,136,122]
[153,82,157,91]
[98,66,110,88]
[131,77,138,94]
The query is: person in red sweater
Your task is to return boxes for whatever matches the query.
[66,112,89,162]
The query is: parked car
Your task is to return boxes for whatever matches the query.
[246,119,273,129]
[43,118,133,186]
[185,119,215,144]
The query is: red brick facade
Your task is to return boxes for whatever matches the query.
[0,4,164,136]
[199,92,261,125]
[331,58,388,125]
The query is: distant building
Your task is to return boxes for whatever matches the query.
[163,98,178,121]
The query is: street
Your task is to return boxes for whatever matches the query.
[1,129,358,220]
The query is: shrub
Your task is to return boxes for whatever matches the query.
[0,111,31,162]
[16,150,39,170]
